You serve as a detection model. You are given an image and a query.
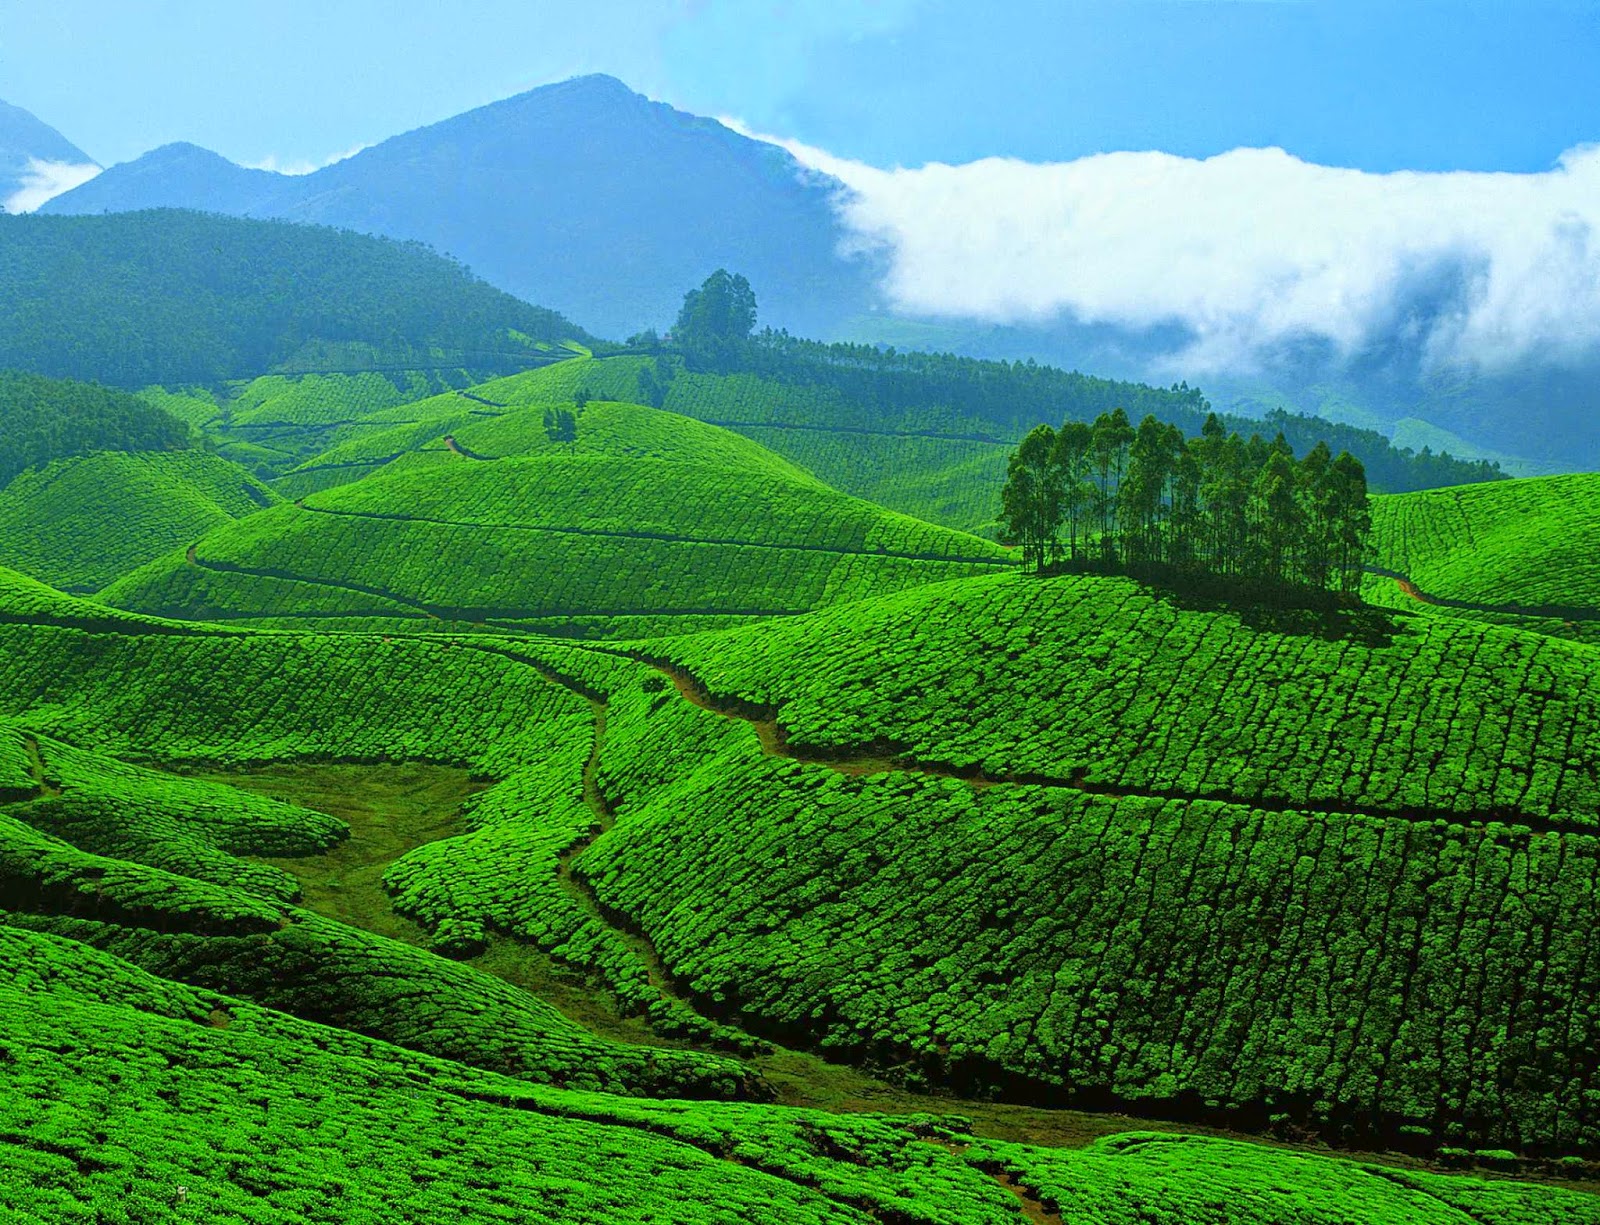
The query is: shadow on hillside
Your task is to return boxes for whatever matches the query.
[1045,561,1405,647]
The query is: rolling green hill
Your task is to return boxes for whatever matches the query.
[15,924,1591,1224]
[1366,473,1600,644]
[274,348,1497,541]
[0,209,592,387]
[465,571,1600,1155]
[99,412,1014,636]
[0,450,277,591]
[1,566,1597,1218]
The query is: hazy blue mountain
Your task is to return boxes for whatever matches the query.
[44,75,881,340]
[46,141,281,215]
[1,99,99,211]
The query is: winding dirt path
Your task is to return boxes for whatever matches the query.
[1366,564,1600,624]
[615,649,1581,835]
[442,435,497,461]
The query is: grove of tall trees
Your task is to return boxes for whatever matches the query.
[1001,409,1372,594]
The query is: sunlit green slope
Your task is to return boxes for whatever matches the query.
[277,364,821,497]
[13,926,1591,1224]
[0,450,276,591]
[1366,472,1600,643]
[0,568,1595,1219]
[100,414,1013,635]
[449,571,1600,1155]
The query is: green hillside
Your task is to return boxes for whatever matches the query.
[0,450,277,591]
[1366,473,1600,644]
[100,419,1014,635]
[14,926,1593,1224]
[272,362,818,495]
[3,287,1598,1214]
[1,567,1597,1218]
[452,570,1600,1156]
[279,347,1497,540]
[0,209,593,387]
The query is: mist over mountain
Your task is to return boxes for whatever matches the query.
[44,75,880,342]
[0,98,100,213]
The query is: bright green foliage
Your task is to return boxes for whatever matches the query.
[6,912,1585,1223]
[5,734,342,901]
[137,385,224,429]
[284,378,823,493]
[548,572,1600,1149]
[1369,472,1600,622]
[382,643,755,1049]
[0,370,192,488]
[581,753,1600,1150]
[0,926,1011,1223]
[656,367,1016,533]
[0,815,749,1100]
[973,1133,1600,1224]
[0,562,180,627]
[99,453,1011,634]
[0,724,37,798]
[664,572,1600,827]
[206,370,494,477]
[0,450,277,591]
[0,614,590,780]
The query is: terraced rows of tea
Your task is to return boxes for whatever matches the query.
[5,555,1600,1219]
[1366,473,1600,644]
[0,450,277,592]
[8,348,1600,1218]
[101,446,1012,634]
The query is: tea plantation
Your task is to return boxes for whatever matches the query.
[2,565,1597,1219]
[4,353,1599,1218]
[99,451,1012,634]
[1366,473,1600,642]
[0,450,277,591]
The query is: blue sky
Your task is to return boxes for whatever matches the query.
[1,0,1597,173]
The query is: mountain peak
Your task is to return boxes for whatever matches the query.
[0,98,95,167]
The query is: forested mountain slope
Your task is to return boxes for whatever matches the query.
[0,210,591,386]
[1,566,1597,1219]
[41,75,877,341]
[0,96,97,207]
[0,371,192,486]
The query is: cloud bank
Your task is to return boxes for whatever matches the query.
[4,158,102,213]
[729,121,1600,377]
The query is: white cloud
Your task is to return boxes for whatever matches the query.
[242,143,370,176]
[725,119,1600,377]
[4,158,102,213]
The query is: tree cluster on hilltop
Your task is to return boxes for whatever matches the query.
[1000,409,1373,595]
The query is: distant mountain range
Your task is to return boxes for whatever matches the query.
[41,75,879,342]
[23,76,1600,471]
[0,99,100,213]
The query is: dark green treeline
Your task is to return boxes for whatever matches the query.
[1001,409,1372,594]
